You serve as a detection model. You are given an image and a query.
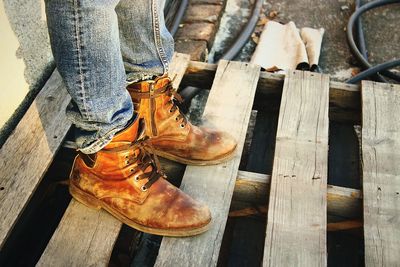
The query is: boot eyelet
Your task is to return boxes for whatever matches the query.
[141,185,148,192]
[126,160,129,165]
[175,117,178,121]
[169,109,173,113]
[180,124,185,128]
[130,168,134,173]
[134,176,139,181]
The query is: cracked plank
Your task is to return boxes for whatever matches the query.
[263,71,329,267]
[362,81,400,267]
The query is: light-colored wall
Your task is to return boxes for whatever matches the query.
[0,0,53,129]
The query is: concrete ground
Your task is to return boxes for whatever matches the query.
[211,0,400,82]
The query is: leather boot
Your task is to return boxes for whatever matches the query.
[127,75,237,165]
[69,118,211,236]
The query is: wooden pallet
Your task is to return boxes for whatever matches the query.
[0,53,398,266]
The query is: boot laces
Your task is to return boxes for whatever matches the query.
[124,137,166,191]
[165,78,188,128]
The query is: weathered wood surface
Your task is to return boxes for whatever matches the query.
[37,200,121,267]
[38,53,191,266]
[0,70,71,249]
[234,171,362,218]
[155,61,260,266]
[361,81,400,267]
[263,71,329,267]
[183,61,360,122]
[169,53,191,89]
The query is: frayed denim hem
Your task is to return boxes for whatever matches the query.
[78,125,124,154]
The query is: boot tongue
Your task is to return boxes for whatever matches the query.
[104,118,139,149]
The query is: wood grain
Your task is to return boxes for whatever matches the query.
[234,171,362,219]
[37,200,121,267]
[361,81,400,267]
[155,60,260,267]
[38,53,191,266]
[263,71,329,267]
[183,61,360,122]
[169,53,191,89]
[0,70,71,249]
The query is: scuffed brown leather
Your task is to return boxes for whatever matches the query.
[70,119,211,231]
[127,76,237,163]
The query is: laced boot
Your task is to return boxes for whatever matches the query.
[69,118,211,236]
[127,75,237,165]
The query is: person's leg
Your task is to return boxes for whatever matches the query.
[45,0,211,236]
[116,0,174,82]
[116,0,237,165]
[45,0,133,154]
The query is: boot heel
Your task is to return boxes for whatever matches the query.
[69,182,102,210]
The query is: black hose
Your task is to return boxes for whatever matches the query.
[346,0,400,83]
[354,0,387,82]
[355,0,368,59]
[220,0,263,60]
[168,0,189,37]
[347,59,400,83]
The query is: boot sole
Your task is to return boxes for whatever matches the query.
[154,146,236,166]
[69,182,211,237]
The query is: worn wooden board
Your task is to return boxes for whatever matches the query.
[38,53,191,266]
[263,71,329,267]
[0,70,71,249]
[155,60,260,266]
[169,53,191,89]
[361,81,400,266]
[183,61,360,122]
[233,171,362,219]
[37,200,121,267]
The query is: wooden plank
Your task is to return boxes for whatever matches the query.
[233,171,362,218]
[155,60,260,266]
[183,61,360,122]
[0,70,71,249]
[169,53,191,89]
[361,81,400,266]
[38,53,191,266]
[36,200,121,267]
[263,71,329,267]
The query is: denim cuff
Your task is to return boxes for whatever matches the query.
[78,125,125,154]
[126,73,160,84]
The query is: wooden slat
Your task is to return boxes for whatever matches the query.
[0,70,71,249]
[361,81,400,266]
[36,200,120,267]
[183,61,360,122]
[155,60,260,266]
[234,171,362,219]
[263,71,329,267]
[38,53,191,266]
[169,53,190,89]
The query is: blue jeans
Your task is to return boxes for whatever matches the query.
[45,0,174,153]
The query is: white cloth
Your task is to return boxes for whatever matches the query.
[251,21,325,71]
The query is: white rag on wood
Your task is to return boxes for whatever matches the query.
[251,21,325,72]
